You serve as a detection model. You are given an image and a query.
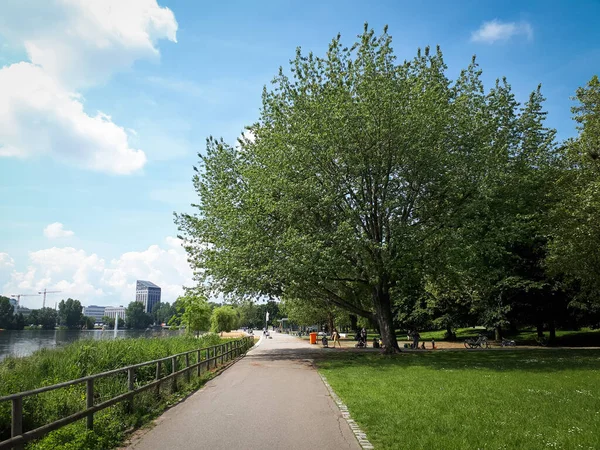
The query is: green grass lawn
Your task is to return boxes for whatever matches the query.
[317,349,600,449]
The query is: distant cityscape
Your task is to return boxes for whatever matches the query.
[9,280,162,324]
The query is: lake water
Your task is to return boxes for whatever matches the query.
[0,329,185,362]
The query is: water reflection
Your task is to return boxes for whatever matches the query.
[0,329,184,361]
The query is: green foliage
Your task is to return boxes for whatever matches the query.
[80,316,95,330]
[176,25,567,350]
[29,307,58,330]
[152,301,176,325]
[125,301,153,329]
[58,299,84,329]
[0,334,225,448]
[281,297,349,330]
[0,296,15,329]
[101,315,115,328]
[178,294,211,336]
[210,306,238,333]
[548,75,600,303]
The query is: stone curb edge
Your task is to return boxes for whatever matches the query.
[318,372,375,450]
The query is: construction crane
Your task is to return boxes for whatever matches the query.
[10,294,39,308]
[38,289,62,309]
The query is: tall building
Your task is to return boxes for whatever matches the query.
[135,280,161,313]
[104,306,126,321]
[9,298,17,308]
[83,305,106,322]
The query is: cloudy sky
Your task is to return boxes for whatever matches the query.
[1,0,599,309]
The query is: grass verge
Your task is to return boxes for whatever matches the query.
[0,334,227,449]
[317,349,600,449]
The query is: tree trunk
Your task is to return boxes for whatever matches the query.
[536,322,544,338]
[373,283,400,352]
[349,314,358,333]
[495,325,502,341]
[446,324,454,340]
[327,312,335,336]
[549,320,556,342]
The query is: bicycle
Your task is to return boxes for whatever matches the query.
[501,338,516,347]
[464,334,490,349]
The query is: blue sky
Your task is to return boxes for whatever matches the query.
[1,0,599,308]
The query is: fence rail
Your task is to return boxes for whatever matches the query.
[0,336,254,450]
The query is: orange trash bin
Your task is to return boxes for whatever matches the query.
[309,332,317,344]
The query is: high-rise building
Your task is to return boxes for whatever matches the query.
[135,280,161,313]
[83,305,106,323]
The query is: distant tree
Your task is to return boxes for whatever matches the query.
[12,313,25,330]
[80,316,95,330]
[37,308,58,330]
[58,298,84,329]
[210,306,238,334]
[0,296,15,329]
[101,315,115,328]
[152,302,176,325]
[178,294,212,337]
[125,302,153,329]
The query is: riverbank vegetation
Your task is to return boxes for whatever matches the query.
[176,25,600,351]
[0,296,25,330]
[318,350,600,449]
[0,333,224,449]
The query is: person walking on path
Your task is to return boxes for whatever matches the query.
[360,327,367,347]
[412,330,420,349]
[332,328,341,348]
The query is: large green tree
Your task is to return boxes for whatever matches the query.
[177,26,553,351]
[210,306,238,334]
[548,75,600,310]
[179,294,212,337]
[0,296,14,329]
[35,307,58,330]
[58,298,83,329]
[125,302,153,330]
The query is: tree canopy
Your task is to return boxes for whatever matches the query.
[176,25,600,348]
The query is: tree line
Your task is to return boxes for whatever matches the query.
[175,25,600,352]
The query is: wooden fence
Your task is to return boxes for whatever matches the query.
[0,336,254,450]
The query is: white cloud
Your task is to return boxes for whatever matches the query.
[0,63,147,173]
[471,20,533,44]
[0,253,15,268]
[0,0,178,88]
[1,237,193,308]
[43,222,75,239]
[0,0,177,173]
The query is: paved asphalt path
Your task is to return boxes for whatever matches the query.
[127,332,361,450]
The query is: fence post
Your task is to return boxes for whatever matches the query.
[172,356,177,391]
[86,378,94,430]
[185,353,190,383]
[12,397,23,450]
[156,360,162,397]
[197,350,201,377]
[127,368,135,412]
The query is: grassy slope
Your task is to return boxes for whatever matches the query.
[0,334,226,449]
[318,350,600,450]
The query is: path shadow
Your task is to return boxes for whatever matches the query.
[314,347,600,373]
